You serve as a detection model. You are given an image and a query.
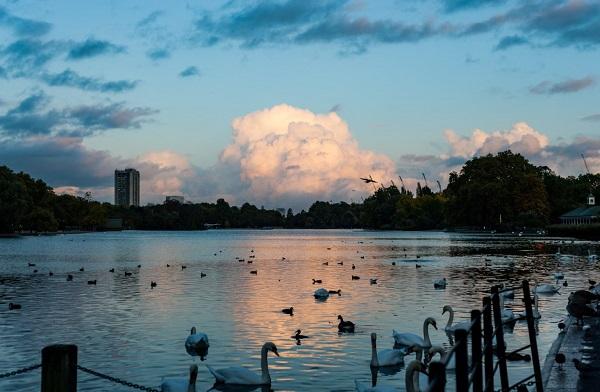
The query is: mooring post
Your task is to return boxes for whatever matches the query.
[522,280,544,392]
[483,296,494,392]
[428,361,447,392]
[471,309,483,392]
[41,344,77,392]
[455,328,469,391]
[491,286,509,391]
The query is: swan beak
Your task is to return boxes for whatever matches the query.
[274,350,280,357]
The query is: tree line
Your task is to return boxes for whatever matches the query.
[1,150,598,233]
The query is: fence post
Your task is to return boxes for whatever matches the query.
[455,328,469,392]
[522,280,544,392]
[41,344,77,392]
[428,361,447,392]
[471,309,483,392]
[483,296,494,392]
[491,286,509,391]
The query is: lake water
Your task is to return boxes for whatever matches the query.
[0,230,597,391]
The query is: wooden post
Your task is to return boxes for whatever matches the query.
[41,345,77,392]
[491,286,509,391]
[428,361,447,392]
[471,309,483,392]
[455,328,469,392]
[522,280,544,392]
[483,296,494,392]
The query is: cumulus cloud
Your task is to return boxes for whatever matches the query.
[212,104,397,207]
[530,76,595,95]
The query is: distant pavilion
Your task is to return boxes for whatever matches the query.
[559,193,599,225]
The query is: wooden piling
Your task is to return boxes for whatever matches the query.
[41,344,77,392]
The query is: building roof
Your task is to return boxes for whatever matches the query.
[560,206,600,218]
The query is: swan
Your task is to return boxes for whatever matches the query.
[428,346,456,370]
[533,281,560,294]
[499,294,518,323]
[161,364,197,392]
[433,278,447,289]
[185,327,209,357]
[442,305,471,333]
[405,360,428,392]
[370,333,411,367]
[393,317,437,350]
[354,380,394,392]
[314,288,329,299]
[553,271,564,280]
[207,342,279,385]
[516,294,541,319]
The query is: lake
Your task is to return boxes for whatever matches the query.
[0,230,596,391]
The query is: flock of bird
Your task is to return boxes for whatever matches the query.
[5,243,600,391]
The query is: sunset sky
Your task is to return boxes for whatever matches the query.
[1,0,599,209]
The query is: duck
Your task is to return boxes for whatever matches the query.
[79,267,84,272]
[338,315,355,332]
[312,279,322,284]
[292,329,309,339]
[87,280,96,285]
[207,342,279,385]
[28,262,36,267]
[281,307,294,315]
[166,264,171,268]
[109,268,115,273]
[48,271,54,276]
[250,270,257,275]
[337,261,344,265]
[185,327,209,357]
[181,265,187,270]
[151,281,157,288]
[314,288,330,299]
[322,262,329,265]
[533,281,560,294]
[124,272,132,277]
[415,264,422,268]
[328,289,342,295]
[8,303,21,310]
[369,332,411,367]
[442,305,471,333]
[200,272,207,278]
[506,352,531,362]
[370,278,378,285]
[433,278,447,289]
[352,264,356,270]
[352,275,360,280]
[161,364,198,392]
[393,317,437,351]
[66,274,73,281]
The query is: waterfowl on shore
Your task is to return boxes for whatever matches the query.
[87,280,96,285]
[312,279,322,284]
[151,281,157,288]
[370,278,378,284]
[393,317,437,351]
[433,278,447,289]
[200,272,207,278]
[369,332,411,367]
[185,327,209,356]
[207,342,279,385]
[569,290,600,304]
[8,303,21,310]
[338,315,355,333]
[314,288,329,299]
[292,329,309,339]
[442,305,471,333]
[161,364,197,392]
[352,264,356,269]
[567,302,600,325]
[281,307,294,315]
[555,353,566,369]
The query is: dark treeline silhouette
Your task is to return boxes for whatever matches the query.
[1,151,598,233]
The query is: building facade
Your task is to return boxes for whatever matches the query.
[114,168,140,207]
[559,193,599,225]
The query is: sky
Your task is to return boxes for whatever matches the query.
[0,0,599,210]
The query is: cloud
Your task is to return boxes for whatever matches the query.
[581,113,600,122]
[179,66,200,78]
[40,69,138,93]
[211,104,397,208]
[0,92,156,137]
[136,10,164,31]
[530,76,595,95]
[441,0,507,13]
[67,38,125,60]
[494,35,529,50]
[146,48,170,60]
[0,6,51,37]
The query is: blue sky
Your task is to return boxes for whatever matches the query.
[1,0,599,208]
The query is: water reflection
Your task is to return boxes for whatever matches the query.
[0,230,597,391]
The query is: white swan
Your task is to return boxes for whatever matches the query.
[207,342,279,385]
[405,360,428,392]
[370,332,411,367]
[428,346,456,369]
[354,380,395,392]
[185,327,209,356]
[442,305,471,333]
[314,288,329,299]
[516,294,541,319]
[161,365,197,392]
[393,317,437,351]
[533,280,560,294]
[499,294,517,323]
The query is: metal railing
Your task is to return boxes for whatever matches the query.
[426,280,543,392]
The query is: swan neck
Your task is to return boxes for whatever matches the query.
[446,308,454,328]
[423,321,431,346]
[261,346,271,384]
[405,365,420,392]
[370,338,378,367]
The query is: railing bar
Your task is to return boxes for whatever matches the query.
[506,373,536,391]
[506,345,531,355]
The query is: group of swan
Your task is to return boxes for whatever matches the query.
[355,360,427,392]
[442,305,471,333]
[393,317,438,352]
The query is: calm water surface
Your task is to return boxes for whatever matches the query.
[0,230,597,391]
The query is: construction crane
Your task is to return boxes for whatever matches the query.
[421,173,429,189]
[436,180,442,193]
[398,175,406,189]
[581,154,591,174]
